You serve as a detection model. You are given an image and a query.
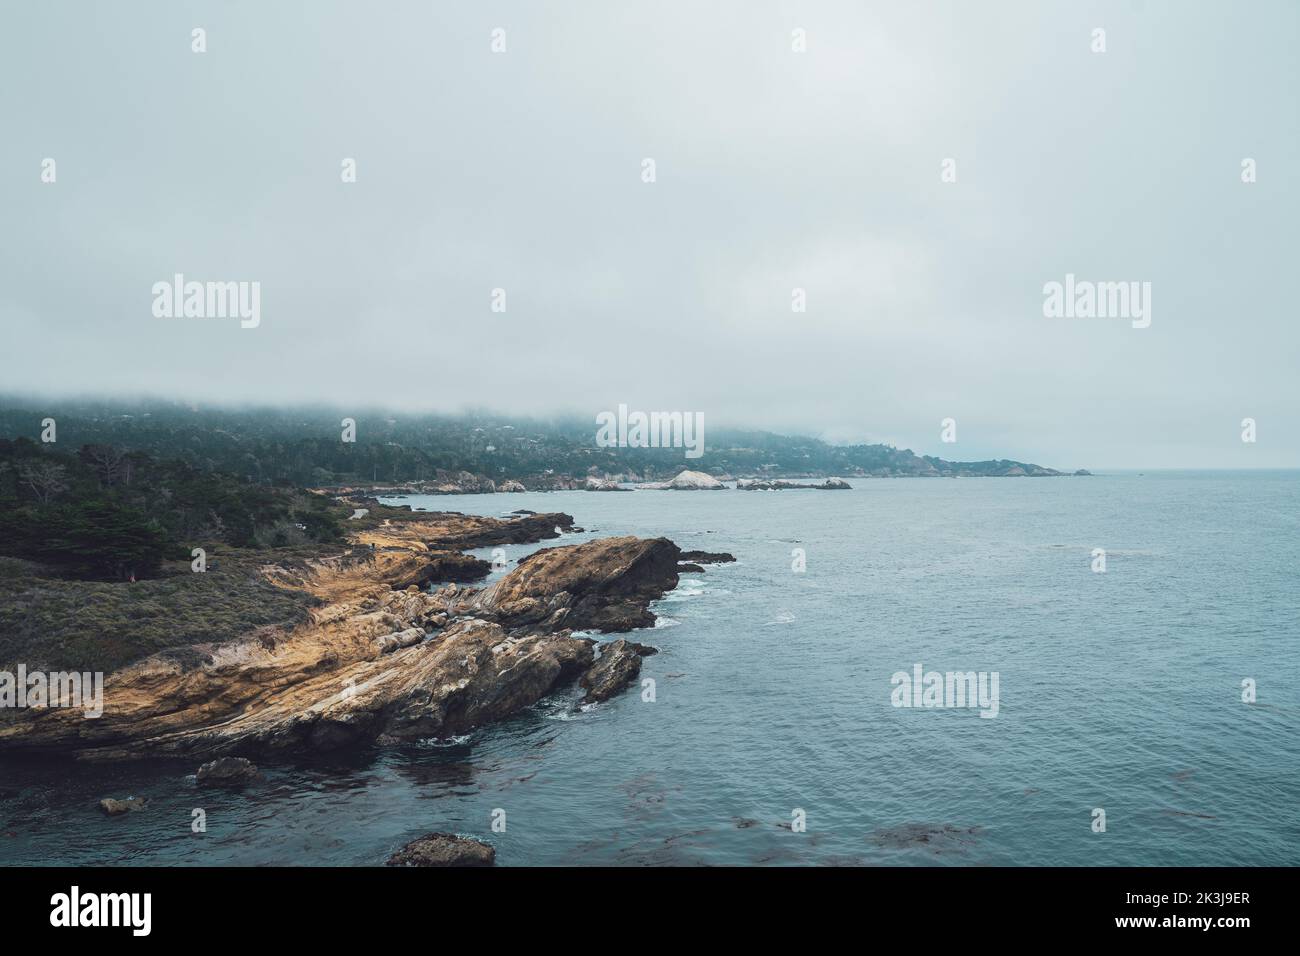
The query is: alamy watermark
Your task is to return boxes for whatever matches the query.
[50,886,150,936]
[595,404,704,459]
[1043,274,1151,329]
[1,665,104,718]
[890,663,999,718]
[152,274,261,328]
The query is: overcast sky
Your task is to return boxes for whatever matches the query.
[2,1,1296,469]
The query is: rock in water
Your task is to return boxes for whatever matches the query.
[100,796,147,815]
[679,550,736,565]
[471,536,681,633]
[736,477,851,490]
[196,756,260,787]
[580,639,654,703]
[664,470,726,490]
[386,833,496,867]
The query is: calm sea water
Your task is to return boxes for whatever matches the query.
[3,472,1298,866]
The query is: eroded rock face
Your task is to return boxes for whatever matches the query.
[2,613,596,760]
[387,551,491,587]
[470,536,681,633]
[386,832,495,867]
[0,512,632,761]
[354,511,575,551]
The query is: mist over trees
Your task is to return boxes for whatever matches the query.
[0,399,1064,487]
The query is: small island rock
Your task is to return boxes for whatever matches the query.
[386,832,496,867]
[196,756,260,787]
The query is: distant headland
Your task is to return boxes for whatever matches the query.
[0,398,1087,495]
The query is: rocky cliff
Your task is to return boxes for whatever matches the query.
[0,514,680,760]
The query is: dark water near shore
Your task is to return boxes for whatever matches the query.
[3,472,1299,866]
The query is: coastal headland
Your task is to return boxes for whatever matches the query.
[0,508,695,761]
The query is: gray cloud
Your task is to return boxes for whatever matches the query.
[2,0,1296,468]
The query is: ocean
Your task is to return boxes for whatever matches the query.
[2,472,1298,865]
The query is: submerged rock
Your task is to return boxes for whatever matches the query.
[196,756,260,787]
[386,832,496,867]
[100,796,147,815]
[868,822,983,854]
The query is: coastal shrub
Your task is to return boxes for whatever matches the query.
[0,554,320,674]
[0,439,350,580]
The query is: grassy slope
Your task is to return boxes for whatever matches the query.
[0,501,476,675]
[0,551,321,675]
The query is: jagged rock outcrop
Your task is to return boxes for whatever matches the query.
[353,511,574,551]
[0,513,669,760]
[580,639,657,704]
[385,551,490,587]
[470,536,681,633]
[0,607,596,760]
[386,833,496,867]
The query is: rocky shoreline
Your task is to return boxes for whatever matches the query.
[326,464,1093,498]
[0,511,688,761]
